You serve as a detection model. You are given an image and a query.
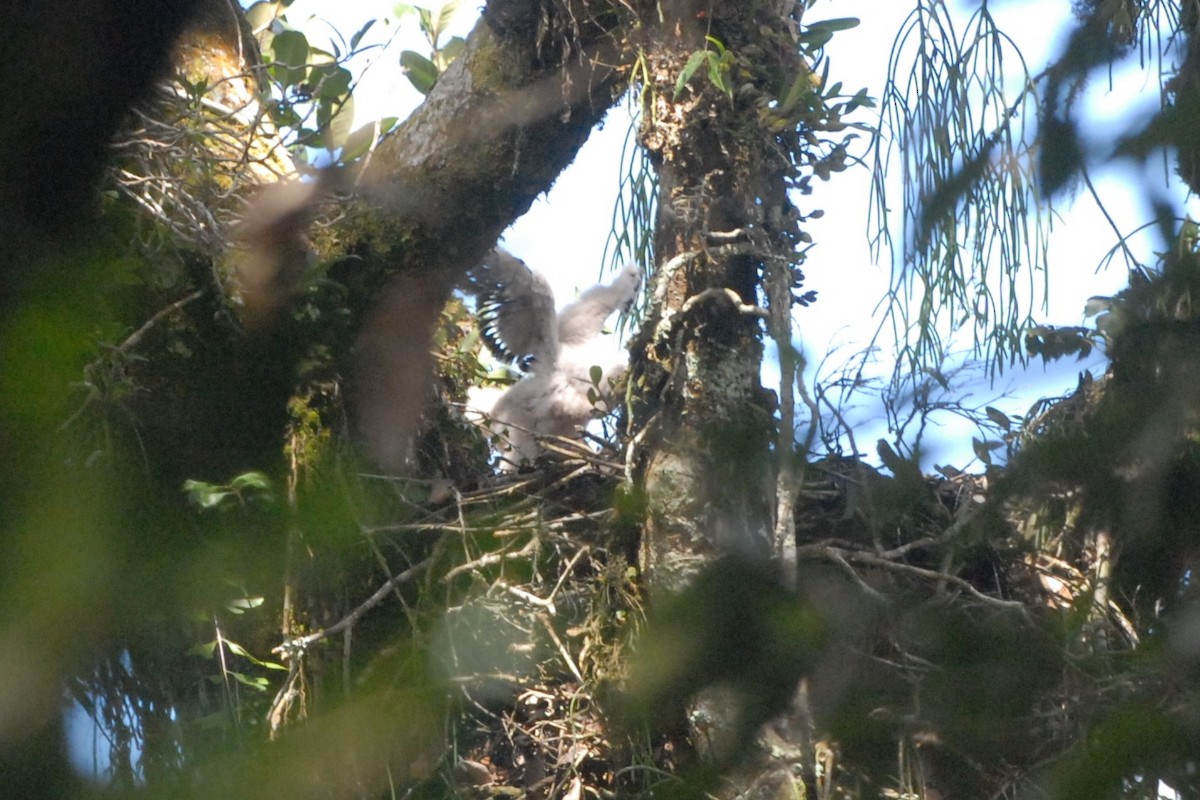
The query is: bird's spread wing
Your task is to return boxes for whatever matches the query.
[556,263,641,347]
[467,249,559,368]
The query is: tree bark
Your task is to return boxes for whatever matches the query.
[0,1,632,790]
[630,0,810,590]
[330,0,630,469]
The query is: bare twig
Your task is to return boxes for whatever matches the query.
[540,614,585,684]
[442,539,540,583]
[275,559,431,655]
[499,581,557,614]
[797,544,1027,612]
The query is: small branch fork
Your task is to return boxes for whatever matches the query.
[273,559,431,658]
[795,540,1028,613]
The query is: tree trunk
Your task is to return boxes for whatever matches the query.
[630,0,810,590]
[621,2,824,792]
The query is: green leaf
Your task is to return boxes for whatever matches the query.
[183,479,232,509]
[188,641,218,659]
[400,50,438,94]
[589,365,603,386]
[227,670,271,692]
[231,471,271,491]
[703,35,726,56]
[306,45,337,65]
[271,29,309,68]
[223,639,287,671]
[270,29,310,87]
[780,71,816,114]
[226,595,265,613]
[311,64,352,99]
[440,35,466,64]
[674,50,710,98]
[798,28,833,49]
[319,94,356,151]
[804,17,860,34]
[798,17,858,50]
[341,117,397,161]
[844,87,875,113]
[706,53,731,98]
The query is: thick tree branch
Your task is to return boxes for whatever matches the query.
[342,0,631,469]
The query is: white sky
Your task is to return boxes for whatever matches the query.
[280,0,1195,469]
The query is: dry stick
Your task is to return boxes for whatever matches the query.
[539,438,623,471]
[342,627,352,699]
[797,544,1027,612]
[441,539,540,583]
[362,529,419,627]
[119,289,205,352]
[540,614,585,684]
[548,546,589,606]
[281,431,301,646]
[267,662,301,739]
[361,496,546,535]
[766,251,799,585]
[826,549,888,605]
[275,558,431,655]
[364,521,536,535]
[500,581,557,614]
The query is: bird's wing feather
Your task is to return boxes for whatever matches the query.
[467,249,559,368]
[556,263,641,347]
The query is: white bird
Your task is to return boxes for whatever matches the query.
[465,249,641,471]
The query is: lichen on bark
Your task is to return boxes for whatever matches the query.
[629,0,813,589]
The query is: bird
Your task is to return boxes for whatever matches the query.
[465,248,641,471]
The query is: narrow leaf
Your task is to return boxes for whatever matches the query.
[984,406,1011,431]
[436,0,460,36]
[350,19,376,50]
[806,17,860,33]
[674,50,709,98]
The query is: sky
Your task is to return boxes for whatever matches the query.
[275,0,1196,469]
[269,0,1199,462]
